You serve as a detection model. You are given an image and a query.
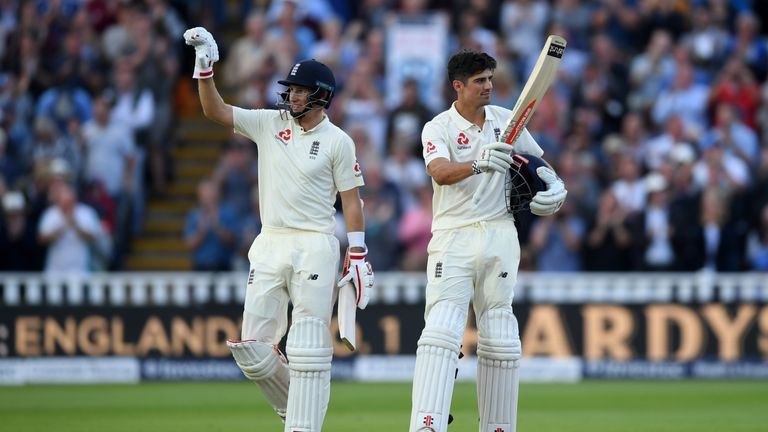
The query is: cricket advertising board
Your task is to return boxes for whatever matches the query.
[1,302,766,380]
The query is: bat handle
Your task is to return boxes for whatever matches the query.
[472,172,494,205]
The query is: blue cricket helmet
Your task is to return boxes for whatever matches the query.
[505,153,548,214]
[277,59,336,108]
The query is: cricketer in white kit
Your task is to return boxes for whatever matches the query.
[183,27,375,432]
[409,50,567,432]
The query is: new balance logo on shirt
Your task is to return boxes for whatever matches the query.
[307,274,319,280]
[498,271,508,278]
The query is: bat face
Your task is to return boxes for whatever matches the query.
[501,35,566,148]
[501,99,536,145]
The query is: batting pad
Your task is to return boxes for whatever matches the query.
[410,302,467,432]
[228,340,289,420]
[476,308,522,432]
[285,317,333,432]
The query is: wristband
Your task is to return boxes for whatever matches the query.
[471,160,482,175]
[347,231,365,249]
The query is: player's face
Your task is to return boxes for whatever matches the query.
[458,69,493,106]
[288,85,312,111]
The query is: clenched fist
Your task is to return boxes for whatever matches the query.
[183,27,219,79]
[472,142,514,175]
[338,248,375,310]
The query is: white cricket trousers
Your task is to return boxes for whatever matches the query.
[241,227,340,344]
[425,220,521,318]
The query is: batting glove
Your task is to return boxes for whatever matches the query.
[472,142,514,175]
[338,247,374,310]
[530,166,567,216]
[183,27,219,79]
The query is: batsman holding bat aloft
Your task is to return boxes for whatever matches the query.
[183,27,374,432]
[409,50,567,432]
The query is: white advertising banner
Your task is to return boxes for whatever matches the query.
[0,357,140,385]
[385,13,449,112]
[353,355,582,383]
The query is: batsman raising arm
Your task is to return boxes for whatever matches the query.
[409,50,567,432]
[183,27,374,432]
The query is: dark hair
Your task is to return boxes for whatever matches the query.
[447,50,497,84]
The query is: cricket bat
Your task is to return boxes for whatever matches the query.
[471,35,566,205]
[338,250,357,351]
[338,281,357,351]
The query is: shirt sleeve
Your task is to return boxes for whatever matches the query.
[232,107,271,144]
[422,120,451,168]
[333,134,365,192]
[515,128,544,157]
[77,205,103,236]
[38,208,61,236]
[132,90,155,130]
[118,127,137,157]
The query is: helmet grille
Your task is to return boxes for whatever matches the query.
[504,154,546,214]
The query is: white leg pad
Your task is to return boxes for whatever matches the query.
[284,317,333,432]
[409,302,467,432]
[228,340,289,420]
[477,308,522,432]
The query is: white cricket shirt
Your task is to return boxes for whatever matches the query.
[233,108,364,234]
[422,102,544,231]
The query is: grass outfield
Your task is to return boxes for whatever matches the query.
[1,381,766,431]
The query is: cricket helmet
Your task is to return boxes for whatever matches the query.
[277,59,336,109]
[505,153,548,214]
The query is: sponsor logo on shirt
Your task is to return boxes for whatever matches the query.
[456,132,470,151]
[494,127,501,141]
[353,159,362,177]
[276,128,291,144]
[424,140,437,157]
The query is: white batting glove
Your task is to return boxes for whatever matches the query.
[530,166,567,216]
[472,142,514,175]
[337,248,374,310]
[183,27,219,79]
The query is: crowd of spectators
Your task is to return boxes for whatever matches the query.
[0,0,185,272]
[1,0,768,274]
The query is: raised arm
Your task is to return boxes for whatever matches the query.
[184,27,234,128]
[198,79,233,127]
